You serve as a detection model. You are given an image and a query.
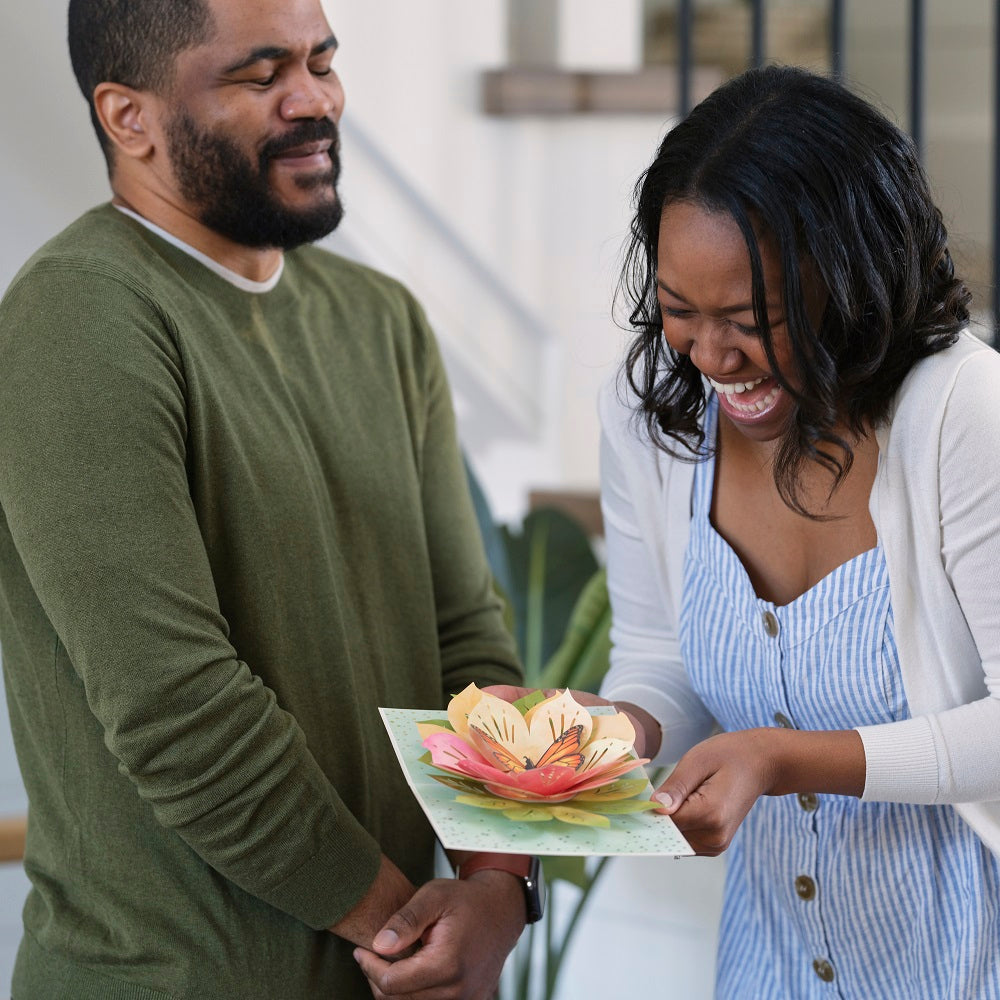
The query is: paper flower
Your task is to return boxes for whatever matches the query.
[417,685,657,827]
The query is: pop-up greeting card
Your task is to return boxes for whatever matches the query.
[380,685,693,857]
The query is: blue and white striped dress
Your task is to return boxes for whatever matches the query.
[680,398,1000,999]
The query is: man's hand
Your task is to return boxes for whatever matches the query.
[329,855,416,950]
[353,870,526,999]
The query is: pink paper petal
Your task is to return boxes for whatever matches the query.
[561,757,650,795]
[423,732,490,772]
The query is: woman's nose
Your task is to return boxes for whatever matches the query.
[680,319,745,376]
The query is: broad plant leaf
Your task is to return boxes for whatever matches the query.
[500,508,599,681]
[538,568,612,693]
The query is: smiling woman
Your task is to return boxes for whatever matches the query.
[597,64,1000,998]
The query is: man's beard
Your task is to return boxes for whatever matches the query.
[165,110,344,251]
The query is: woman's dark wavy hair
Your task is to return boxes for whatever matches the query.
[619,64,970,515]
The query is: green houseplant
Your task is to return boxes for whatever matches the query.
[464,463,615,1000]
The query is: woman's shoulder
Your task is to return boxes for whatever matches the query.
[892,329,1000,424]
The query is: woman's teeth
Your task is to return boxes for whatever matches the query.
[707,376,780,413]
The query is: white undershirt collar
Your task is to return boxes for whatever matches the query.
[114,205,284,294]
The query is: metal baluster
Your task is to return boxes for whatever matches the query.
[830,0,846,81]
[751,0,766,69]
[679,0,693,117]
[909,0,925,163]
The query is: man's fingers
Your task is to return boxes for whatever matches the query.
[371,896,435,956]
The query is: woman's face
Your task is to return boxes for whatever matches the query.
[656,199,825,444]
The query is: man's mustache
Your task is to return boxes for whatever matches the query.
[261,120,341,164]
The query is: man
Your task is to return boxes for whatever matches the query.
[0,0,535,996]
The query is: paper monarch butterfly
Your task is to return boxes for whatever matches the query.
[471,723,585,773]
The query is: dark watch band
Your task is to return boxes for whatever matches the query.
[457,853,545,923]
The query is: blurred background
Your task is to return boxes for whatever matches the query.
[0,1,996,996]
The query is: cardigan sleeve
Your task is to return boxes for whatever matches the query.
[857,340,1000,805]
[597,380,716,767]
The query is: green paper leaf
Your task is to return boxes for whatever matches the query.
[429,774,488,794]
[572,778,650,802]
[512,689,546,715]
[501,806,555,822]
[551,806,611,829]
[581,799,664,815]
[418,718,452,728]
[418,751,434,766]
[454,794,516,811]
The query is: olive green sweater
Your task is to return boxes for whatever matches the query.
[0,205,521,999]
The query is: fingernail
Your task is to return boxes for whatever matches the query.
[353,948,361,962]
[373,929,399,952]
[653,792,673,809]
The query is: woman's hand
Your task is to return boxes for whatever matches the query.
[653,727,866,856]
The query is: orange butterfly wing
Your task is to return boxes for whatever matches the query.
[471,725,530,773]
[532,724,585,770]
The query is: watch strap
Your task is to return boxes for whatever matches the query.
[457,853,544,923]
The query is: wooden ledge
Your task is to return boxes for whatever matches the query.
[481,66,724,116]
[0,815,26,863]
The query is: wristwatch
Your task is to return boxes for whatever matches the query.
[457,853,545,924]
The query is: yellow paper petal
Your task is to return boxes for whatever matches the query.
[551,806,612,829]
[447,683,484,741]
[524,689,593,752]
[589,711,636,746]
[466,692,531,763]
[579,737,635,772]
[583,799,664,815]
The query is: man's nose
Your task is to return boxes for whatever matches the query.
[280,68,344,122]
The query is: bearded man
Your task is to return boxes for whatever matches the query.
[0,1,535,997]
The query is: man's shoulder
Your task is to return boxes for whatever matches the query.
[3,204,166,304]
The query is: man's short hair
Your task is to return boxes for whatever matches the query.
[68,0,216,162]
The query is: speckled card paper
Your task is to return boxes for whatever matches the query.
[379,707,694,857]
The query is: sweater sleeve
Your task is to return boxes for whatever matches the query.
[409,302,524,700]
[858,347,1000,805]
[0,265,381,930]
[597,382,716,767]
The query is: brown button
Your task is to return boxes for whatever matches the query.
[762,611,780,637]
[798,792,819,812]
[795,875,816,900]
[813,958,835,983]
[773,712,794,729]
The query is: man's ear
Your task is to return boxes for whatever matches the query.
[93,82,160,161]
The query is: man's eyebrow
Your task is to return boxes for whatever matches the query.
[222,34,338,74]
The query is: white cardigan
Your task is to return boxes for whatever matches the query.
[599,330,1000,856]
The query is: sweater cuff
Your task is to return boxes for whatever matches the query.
[855,716,940,804]
[266,825,382,931]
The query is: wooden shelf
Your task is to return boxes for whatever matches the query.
[482,65,724,116]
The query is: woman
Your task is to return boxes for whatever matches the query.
[599,65,1000,997]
